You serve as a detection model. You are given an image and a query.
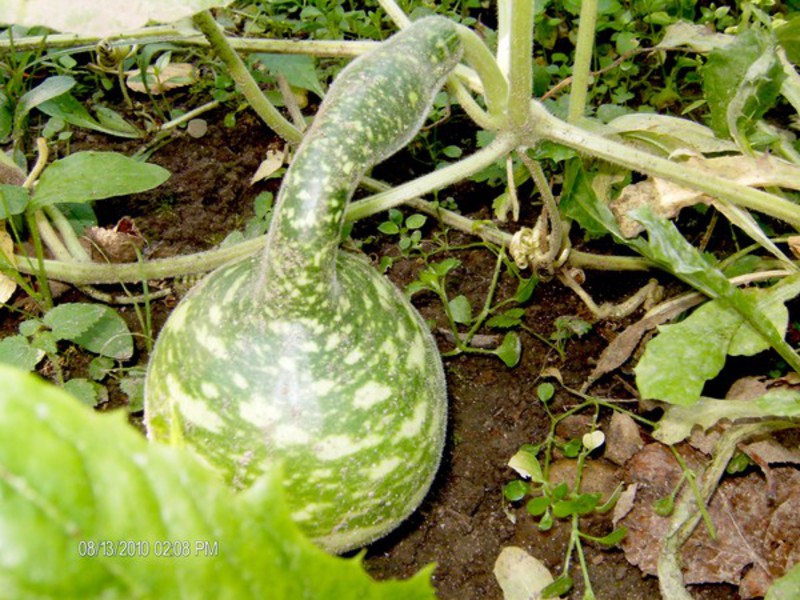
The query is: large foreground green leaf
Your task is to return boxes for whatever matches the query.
[0,0,232,36]
[0,366,435,600]
[30,152,169,210]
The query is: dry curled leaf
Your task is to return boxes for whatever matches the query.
[0,227,17,303]
[251,148,286,184]
[126,63,195,94]
[610,155,800,237]
[84,217,145,263]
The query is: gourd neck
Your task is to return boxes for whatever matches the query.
[258,17,463,312]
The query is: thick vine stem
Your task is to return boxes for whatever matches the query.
[506,0,533,129]
[193,11,302,144]
[567,0,598,123]
[530,103,800,230]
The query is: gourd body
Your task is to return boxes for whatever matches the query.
[144,17,462,553]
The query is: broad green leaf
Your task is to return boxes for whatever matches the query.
[254,54,325,98]
[448,294,472,325]
[776,16,800,64]
[560,159,624,239]
[0,336,44,371]
[43,303,134,360]
[503,480,529,502]
[31,152,169,210]
[0,365,435,599]
[39,94,141,139]
[15,76,75,128]
[702,29,785,142]
[635,288,789,406]
[0,0,233,36]
[377,221,400,235]
[630,208,800,375]
[0,184,30,217]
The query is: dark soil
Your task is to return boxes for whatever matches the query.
[31,110,745,599]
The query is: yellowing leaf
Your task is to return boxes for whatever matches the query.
[126,63,195,94]
[0,226,17,303]
[251,148,286,184]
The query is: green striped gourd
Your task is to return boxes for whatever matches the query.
[144,17,462,553]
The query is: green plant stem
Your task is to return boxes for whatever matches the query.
[530,105,800,230]
[506,0,534,129]
[43,205,91,262]
[32,210,71,262]
[348,133,518,220]
[446,79,498,130]
[568,0,598,123]
[376,0,411,27]
[517,149,563,267]
[192,11,302,145]
[24,212,52,308]
[463,248,506,343]
[159,100,220,131]
[657,421,796,600]
[455,24,509,123]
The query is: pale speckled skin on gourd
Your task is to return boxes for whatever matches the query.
[144,17,462,553]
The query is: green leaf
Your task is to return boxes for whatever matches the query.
[508,444,544,483]
[63,377,104,406]
[88,356,114,381]
[405,214,427,230]
[536,383,554,403]
[44,303,133,360]
[776,16,800,64]
[526,496,551,517]
[38,94,142,139]
[0,184,29,217]
[430,258,461,278]
[503,480,529,502]
[591,527,628,546]
[31,151,169,210]
[448,295,472,325]
[377,221,400,235]
[441,145,463,159]
[541,575,573,598]
[0,0,233,36]
[756,388,800,417]
[635,300,737,405]
[514,277,537,303]
[702,29,785,141]
[494,332,521,367]
[486,308,525,329]
[0,365,436,598]
[254,54,325,98]
[15,76,75,128]
[0,336,44,371]
[560,159,623,239]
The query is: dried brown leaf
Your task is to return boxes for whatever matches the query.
[605,412,644,466]
[84,217,145,263]
[126,63,195,94]
[619,443,800,597]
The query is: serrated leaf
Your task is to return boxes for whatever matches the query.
[31,152,169,210]
[63,377,103,406]
[43,303,133,360]
[486,308,525,329]
[0,336,44,371]
[0,365,436,599]
[493,546,554,600]
[448,294,472,325]
[254,54,325,98]
[0,0,233,37]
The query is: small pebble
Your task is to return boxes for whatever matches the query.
[187,118,208,138]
